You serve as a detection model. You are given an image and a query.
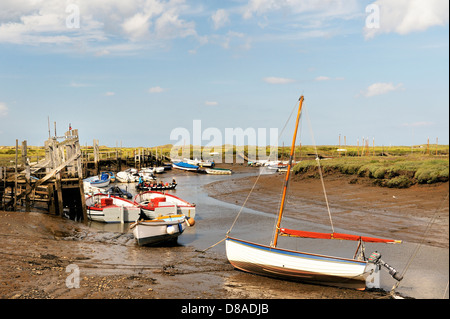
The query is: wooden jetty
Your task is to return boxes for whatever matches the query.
[0,126,172,218]
[0,128,87,220]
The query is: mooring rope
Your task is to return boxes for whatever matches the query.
[390,191,449,297]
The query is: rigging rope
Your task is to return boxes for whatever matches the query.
[227,99,299,237]
[304,106,335,233]
[200,99,299,253]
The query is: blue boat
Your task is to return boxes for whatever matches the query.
[172,162,199,171]
[84,172,111,188]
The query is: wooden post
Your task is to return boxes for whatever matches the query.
[436,137,438,155]
[22,140,31,212]
[73,130,87,221]
[93,139,99,175]
[14,139,18,211]
[373,137,375,156]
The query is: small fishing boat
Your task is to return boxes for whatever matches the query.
[105,186,133,199]
[172,162,199,171]
[225,95,403,290]
[130,214,194,246]
[86,193,141,223]
[205,168,232,175]
[154,167,165,174]
[84,172,111,188]
[116,168,140,183]
[136,182,177,192]
[134,191,195,220]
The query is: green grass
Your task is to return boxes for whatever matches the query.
[292,155,449,188]
[1,144,449,188]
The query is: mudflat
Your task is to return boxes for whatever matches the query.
[205,166,449,249]
[0,165,447,300]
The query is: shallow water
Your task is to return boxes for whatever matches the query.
[87,170,449,299]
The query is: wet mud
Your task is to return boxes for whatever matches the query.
[0,165,448,300]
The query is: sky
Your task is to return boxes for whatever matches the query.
[0,0,448,149]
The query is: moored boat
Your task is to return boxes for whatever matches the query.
[130,214,194,246]
[172,162,199,171]
[136,182,177,192]
[84,172,111,188]
[225,95,403,290]
[116,168,140,183]
[205,168,232,175]
[134,191,195,220]
[86,193,141,223]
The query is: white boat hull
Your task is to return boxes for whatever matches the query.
[116,170,139,183]
[205,168,232,175]
[86,194,141,223]
[87,206,141,223]
[225,237,369,290]
[132,216,187,246]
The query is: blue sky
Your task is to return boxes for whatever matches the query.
[0,0,448,148]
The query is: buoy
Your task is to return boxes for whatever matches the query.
[166,225,175,234]
[186,217,195,227]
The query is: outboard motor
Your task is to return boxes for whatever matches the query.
[368,251,403,282]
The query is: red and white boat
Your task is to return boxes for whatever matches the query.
[134,191,196,220]
[86,193,141,223]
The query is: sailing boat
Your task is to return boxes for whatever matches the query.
[225,95,403,290]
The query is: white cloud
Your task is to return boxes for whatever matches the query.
[211,9,229,30]
[315,76,331,81]
[364,0,449,39]
[401,121,434,127]
[263,77,295,84]
[148,86,165,93]
[205,101,218,106]
[0,0,199,49]
[315,76,345,81]
[242,0,359,20]
[105,92,115,96]
[0,102,8,117]
[362,82,404,97]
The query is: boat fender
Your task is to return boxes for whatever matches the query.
[178,223,183,233]
[166,225,175,235]
[186,217,195,227]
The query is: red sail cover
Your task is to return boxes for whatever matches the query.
[280,228,401,244]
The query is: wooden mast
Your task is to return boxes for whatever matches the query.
[272,95,304,248]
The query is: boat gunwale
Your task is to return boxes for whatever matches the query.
[133,191,195,207]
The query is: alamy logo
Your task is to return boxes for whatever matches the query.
[169,120,279,163]
[66,3,80,29]
[66,264,80,288]
[365,3,380,29]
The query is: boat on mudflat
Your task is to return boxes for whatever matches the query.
[205,168,232,175]
[130,214,194,246]
[172,162,199,171]
[86,193,141,223]
[225,95,403,291]
[134,191,195,220]
[116,168,140,183]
